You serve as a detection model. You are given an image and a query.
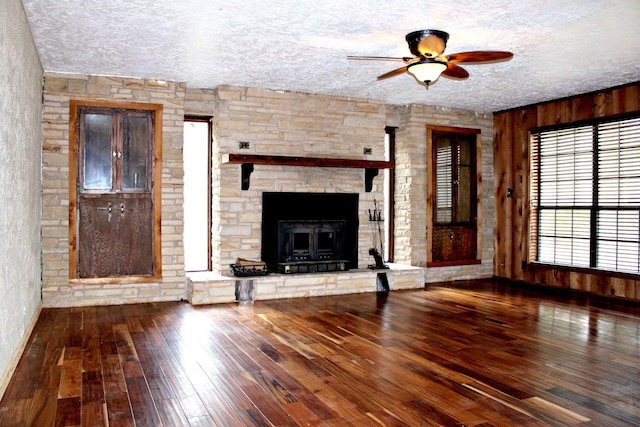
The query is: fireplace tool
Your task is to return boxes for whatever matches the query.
[368,199,388,270]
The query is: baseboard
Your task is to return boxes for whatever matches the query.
[0,301,42,400]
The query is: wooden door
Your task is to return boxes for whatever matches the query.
[430,129,478,263]
[432,226,477,261]
[78,196,153,277]
[77,107,155,278]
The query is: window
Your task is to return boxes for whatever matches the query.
[383,126,396,262]
[183,117,212,272]
[530,115,640,274]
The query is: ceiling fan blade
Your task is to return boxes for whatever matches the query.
[377,66,409,80]
[445,51,513,63]
[347,55,414,62]
[441,62,469,79]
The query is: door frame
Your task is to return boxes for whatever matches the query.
[69,99,163,283]
[426,125,482,266]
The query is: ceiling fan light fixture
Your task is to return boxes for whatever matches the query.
[407,60,447,86]
[347,29,512,88]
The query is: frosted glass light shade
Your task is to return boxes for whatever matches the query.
[407,60,447,85]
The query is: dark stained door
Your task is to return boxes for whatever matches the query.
[77,108,154,278]
[78,196,153,277]
[432,131,477,262]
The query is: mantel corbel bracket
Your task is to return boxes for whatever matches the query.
[241,163,254,190]
[364,168,379,192]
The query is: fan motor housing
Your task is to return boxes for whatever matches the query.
[406,29,449,58]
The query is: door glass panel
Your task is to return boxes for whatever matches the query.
[83,114,113,190]
[435,137,452,223]
[122,116,149,190]
[459,139,472,165]
[457,138,472,222]
[457,165,472,221]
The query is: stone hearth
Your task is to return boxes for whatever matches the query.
[186,264,425,305]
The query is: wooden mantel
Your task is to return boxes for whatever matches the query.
[222,153,395,191]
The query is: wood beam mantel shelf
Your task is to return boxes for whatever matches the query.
[222,153,395,191]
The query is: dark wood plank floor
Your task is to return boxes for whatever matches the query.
[1,279,639,426]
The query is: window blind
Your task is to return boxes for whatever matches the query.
[530,116,640,274]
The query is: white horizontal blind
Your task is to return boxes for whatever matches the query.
[535,125,592,267]
[435,139,453,223]
[530,116,640,274]
[596,117,640,273]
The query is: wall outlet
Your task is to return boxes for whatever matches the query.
[239,141,250,149]
[363,147,372,155]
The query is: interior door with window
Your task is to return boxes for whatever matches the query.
[428,126,480,264]
[76,107,155,278]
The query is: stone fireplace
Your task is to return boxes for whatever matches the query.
[185,86,426,304]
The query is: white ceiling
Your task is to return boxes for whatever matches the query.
[21,0,640,112]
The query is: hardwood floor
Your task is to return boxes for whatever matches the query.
[1,279,639,426]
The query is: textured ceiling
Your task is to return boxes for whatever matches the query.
[22,0,640,112]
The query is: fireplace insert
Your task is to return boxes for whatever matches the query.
[277,220,348,273]
[262,192,358,273]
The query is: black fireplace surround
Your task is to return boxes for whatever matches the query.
[262,192,359,273]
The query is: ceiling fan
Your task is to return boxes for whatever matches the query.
[347,29,513,88]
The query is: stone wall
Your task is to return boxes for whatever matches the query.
[210,86,389,275]
[40,79,494,306]
[41,74,186,307]
[393,104,495,282]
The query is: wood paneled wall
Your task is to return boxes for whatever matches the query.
[493,82,640,301]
